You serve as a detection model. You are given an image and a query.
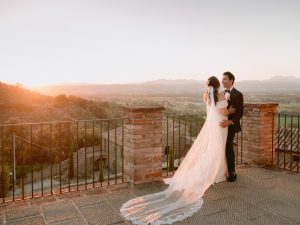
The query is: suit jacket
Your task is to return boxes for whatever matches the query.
[227,88,244,133]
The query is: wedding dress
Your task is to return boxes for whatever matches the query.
[120,87,228,225]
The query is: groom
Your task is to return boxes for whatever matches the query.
[219,71,244,182]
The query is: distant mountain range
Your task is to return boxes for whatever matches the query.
[38,76,300,98]
[237,76,300,92]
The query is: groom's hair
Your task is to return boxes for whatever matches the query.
[223,71,235,84]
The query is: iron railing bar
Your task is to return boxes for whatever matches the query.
[68,123,71,192]
[172,115,175,175]
[59,123,62,194]
[114,119,117,184]
[178,115,181,165]
[84,121,87,189]
[271,113,274,166]
[121,119,124,183]
[41,123,44,197]
[166,117,169,177]
[12,130,15,201]
[297,115,299,173]
[277,113,280,166]
[284,114,287,169]
[50,123,53,195]
[21,125,24,200]
[76,122,79,191]
[290,115,293,171]
[31,124,34,198]
[108,120,111,185]
[1,127,5,203]
[92,120,95,188]
[100,120,103,186]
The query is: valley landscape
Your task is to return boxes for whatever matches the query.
[1,76,299,124]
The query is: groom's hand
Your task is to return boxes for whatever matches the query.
[228,106,236,114]
[225,106,236,116]
[219,120,234,128]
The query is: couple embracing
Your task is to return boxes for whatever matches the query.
[121,71,244,225]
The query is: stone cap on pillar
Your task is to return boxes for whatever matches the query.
[244,103,279,114]
[244,103,279,108]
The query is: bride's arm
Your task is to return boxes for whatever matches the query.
[203,91,208,102]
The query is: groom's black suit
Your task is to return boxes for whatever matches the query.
[226,87,244,173]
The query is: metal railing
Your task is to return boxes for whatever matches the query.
[0,118,126,203]
[274,113,300,172]
[5,110,290,203]
[162,114,243,177]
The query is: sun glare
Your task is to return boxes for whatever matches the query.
[1,78,55,90]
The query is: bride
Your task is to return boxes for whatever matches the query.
[120,76,233,225]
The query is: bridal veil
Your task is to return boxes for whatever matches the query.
[120,87,228,225]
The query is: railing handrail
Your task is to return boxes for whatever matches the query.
[276,112,300,116]
[0,117,129,127]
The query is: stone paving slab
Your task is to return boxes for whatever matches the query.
[261,187,300,205]
[238,166,282,179]
[215,197,269,220]
[195,200,225,216]
[80,201,123,225]
[223,185,273,203]
[234,174,278,189]
[6,205,41,221]
[174,210,253,225]
[204,185,235,201]
[103,190,137,210]
[6,216,45,225]
[255,199,300,223]
[43,200,79,223]
[131,183,162,196]
[276,177,300,193]
[249,213,297,225]
[73,195,106,208]
[49,218,86,225]
[0,165,299,225]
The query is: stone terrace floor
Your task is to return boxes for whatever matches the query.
[0,165,299,225]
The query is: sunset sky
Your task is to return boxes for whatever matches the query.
[0,0,299,87]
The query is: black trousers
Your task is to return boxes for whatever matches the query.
[226,125,236,173]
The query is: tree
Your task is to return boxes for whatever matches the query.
[54,94,68,107]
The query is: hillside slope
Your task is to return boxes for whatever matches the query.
[0,82,118,123]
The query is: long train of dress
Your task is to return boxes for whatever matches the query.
[120,99,228,225]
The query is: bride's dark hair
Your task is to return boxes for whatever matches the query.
[207,76,220,105]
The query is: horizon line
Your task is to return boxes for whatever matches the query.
[1,75,299,89]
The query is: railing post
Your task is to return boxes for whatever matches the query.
[243,103,278,166]
[122,106,164,185]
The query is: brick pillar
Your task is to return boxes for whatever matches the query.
[243,103,278,166]
[122,106,164,185]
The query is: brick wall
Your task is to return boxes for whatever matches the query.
[242,103,278,166]
[122,106,164,185]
